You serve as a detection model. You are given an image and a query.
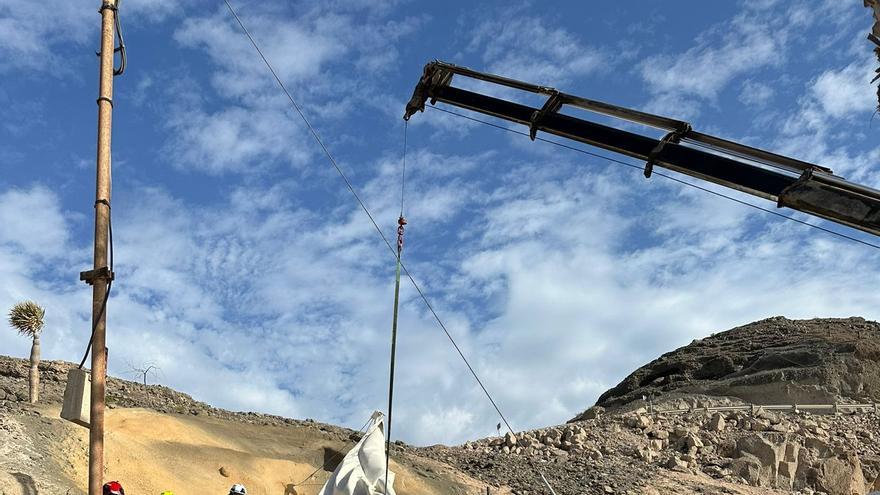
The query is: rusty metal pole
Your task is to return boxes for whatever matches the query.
[89,1,118,494]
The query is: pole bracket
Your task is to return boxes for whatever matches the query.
[80,267,115,286]
[529,92,564,140]
[644,123,692,178]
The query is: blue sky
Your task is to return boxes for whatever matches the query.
[2,0,880,446]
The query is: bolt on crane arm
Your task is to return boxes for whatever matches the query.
[403,60,880,237]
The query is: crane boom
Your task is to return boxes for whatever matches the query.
[403,61,880,238]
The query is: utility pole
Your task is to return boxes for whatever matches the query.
[87,1,118,493]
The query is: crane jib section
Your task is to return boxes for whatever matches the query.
[403,61,880,237]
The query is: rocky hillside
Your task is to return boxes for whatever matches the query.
[423,317,880,495]
[428,403,880,494]
[586,317,880,414]
[4,316,880,495]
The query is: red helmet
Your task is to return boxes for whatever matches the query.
[103,481,125,495]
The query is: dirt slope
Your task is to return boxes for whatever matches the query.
[0,404,498,495]
[0,356,501,495]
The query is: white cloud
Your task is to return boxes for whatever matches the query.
[0,0,175,73]
[174,10,347,99]
[165,3,422,175]
[774,58,880,182]
[810,61,876,119]
[123,0,178,21]
[640,92,703,122]
[0,2,90,72]
[3,151,880,448]
[739,79,775,107]
[466,15,606,87]
[448,164,880,434]
[164,104,312,174]
[636,0,861,117]
[639,17,783,101]
[0,185,69,258]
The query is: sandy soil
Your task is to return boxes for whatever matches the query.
[1,405,496,495]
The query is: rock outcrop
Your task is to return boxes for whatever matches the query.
[580,317,880,415]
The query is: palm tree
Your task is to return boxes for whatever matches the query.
[8,301,45,403]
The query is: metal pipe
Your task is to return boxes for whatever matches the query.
[89,2,117,493]
[810,171,880,200]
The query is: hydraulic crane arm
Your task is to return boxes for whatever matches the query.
[403,61,880,237]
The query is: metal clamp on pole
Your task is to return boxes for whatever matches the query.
[80,267,115,286]
[95,1,127,77]
[644,123,691,178]
[529,92,564,141]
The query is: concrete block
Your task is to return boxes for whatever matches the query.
[60,368,90,428]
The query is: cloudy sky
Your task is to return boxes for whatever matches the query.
[2,0,880,446]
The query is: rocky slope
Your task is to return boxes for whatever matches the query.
[586,317,880,414]
[417,316,880,495]
[4,316,880,495]
[427,404,880,494]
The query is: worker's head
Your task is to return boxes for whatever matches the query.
[160,491,174,495]
[229,484,247,495]
[103,481,125,495]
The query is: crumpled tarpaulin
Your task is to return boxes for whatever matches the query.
[318,411,396,495]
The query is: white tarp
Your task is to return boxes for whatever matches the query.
[318,411,396,495]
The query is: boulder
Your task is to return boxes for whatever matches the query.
[647,427,669,440]
[666,456,688,470]
[625,415,652,429]
[672,426,692,439]
[815,454,866,495]
[751,419,771,432]
[729,454,763,485]
[734,434,780,486]
[682,433,703,452]
[581,406,605,420]
[504,431,517,447]
[706,412,725,432]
